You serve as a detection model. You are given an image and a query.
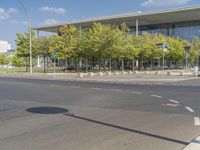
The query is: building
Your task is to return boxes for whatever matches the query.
[33,6,200,42]
[0,41,11,53]
[6,49,15,56]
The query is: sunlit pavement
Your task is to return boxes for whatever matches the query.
[0,77,200,150]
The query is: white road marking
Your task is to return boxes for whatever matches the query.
[151,95,162,98]
[129,91,142,95]
[169,99,180,104]
[111,89,122,92]
[165,103,179,107]
[185,106,195,113]
[49,84,60,87]
[183,136,200,149]
[70,86,81,88]
[90,87,102,90]
[194,117,200,126]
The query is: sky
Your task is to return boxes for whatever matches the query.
[0,0,200,48]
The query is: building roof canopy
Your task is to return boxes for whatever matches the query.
[33,6,200,33]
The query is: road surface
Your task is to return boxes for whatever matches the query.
[0,77,200,150]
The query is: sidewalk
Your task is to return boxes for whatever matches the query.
[0,71,197,85]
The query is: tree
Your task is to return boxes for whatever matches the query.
[76,29,94,72]
[165,36,185,67]
[190,37,200,66]
[51,25,78,72]
[125,35,140,71]
[15,31,36,72]
[11,55,25,67]
[35,36,51,73]
[0,53,10,67]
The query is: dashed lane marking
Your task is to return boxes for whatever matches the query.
[90,87,102,90]
[151,95,162,98]
[129,91,142,95]
[70,86,81,88]
[169,99,180,104]
[194,117,200,126]
[185,106,195,113]
[111,89,123,92]
[165,103,179,107]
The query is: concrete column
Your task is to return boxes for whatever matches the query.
[136,19,139,37]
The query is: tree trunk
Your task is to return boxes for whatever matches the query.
[92,56,95,71]
[43,56,46,73]
[65,58,68,73]
[79,58,82,71]
[103,60,106,71]
[99,60,101,71]
[47,57,48,73]
[122,59,124,72]
[86,58,88,73]
[132,59,135,72]
[26,57,28,72]
[109,55,112,71]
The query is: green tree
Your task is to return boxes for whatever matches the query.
[50,25,78,72]
[76,29,94,72]
[0,53,10,67]
[190,37,200,66]
[11,55,25,67]
[35,36,51,73]
[15,31,36,72]
[166,36,185,67]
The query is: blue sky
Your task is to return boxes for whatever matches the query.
[0,0,200,48]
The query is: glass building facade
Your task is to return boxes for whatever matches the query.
[133,21,200,41]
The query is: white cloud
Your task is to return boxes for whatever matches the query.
[9,20,28,26]
[7,8,18,14]
[41,19,63,25]
[39,6,66,14]
[0,7,18,20]
[142,0,190,6]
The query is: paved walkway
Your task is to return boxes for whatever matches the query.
[0,71,198,85]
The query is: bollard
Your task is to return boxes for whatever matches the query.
[115,71,120,75]
[122,71,126,75]
[99,72,103,76]
[79,73,84,78]
[89,72,94,77]
[129,71,133,75]
[145,71,149,75]
[193,71,198,77]
[134,70,138,74]
[180,72,184,76]
[107,71,112,76]
[167,71,171,76]
[155,71,159,75]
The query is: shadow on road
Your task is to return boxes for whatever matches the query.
[27,107,68,114]
[64,113,189,146]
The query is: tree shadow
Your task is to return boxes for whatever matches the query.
[27,107,68,114]
[64,113,189,146]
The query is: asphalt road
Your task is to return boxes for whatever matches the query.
[0,77,200,150]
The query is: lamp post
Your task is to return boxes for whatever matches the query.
[156,43,168,76]
[19,0,32,74]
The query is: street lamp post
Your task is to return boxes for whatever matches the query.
[156,43,168,76]
[19,0,32,74]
